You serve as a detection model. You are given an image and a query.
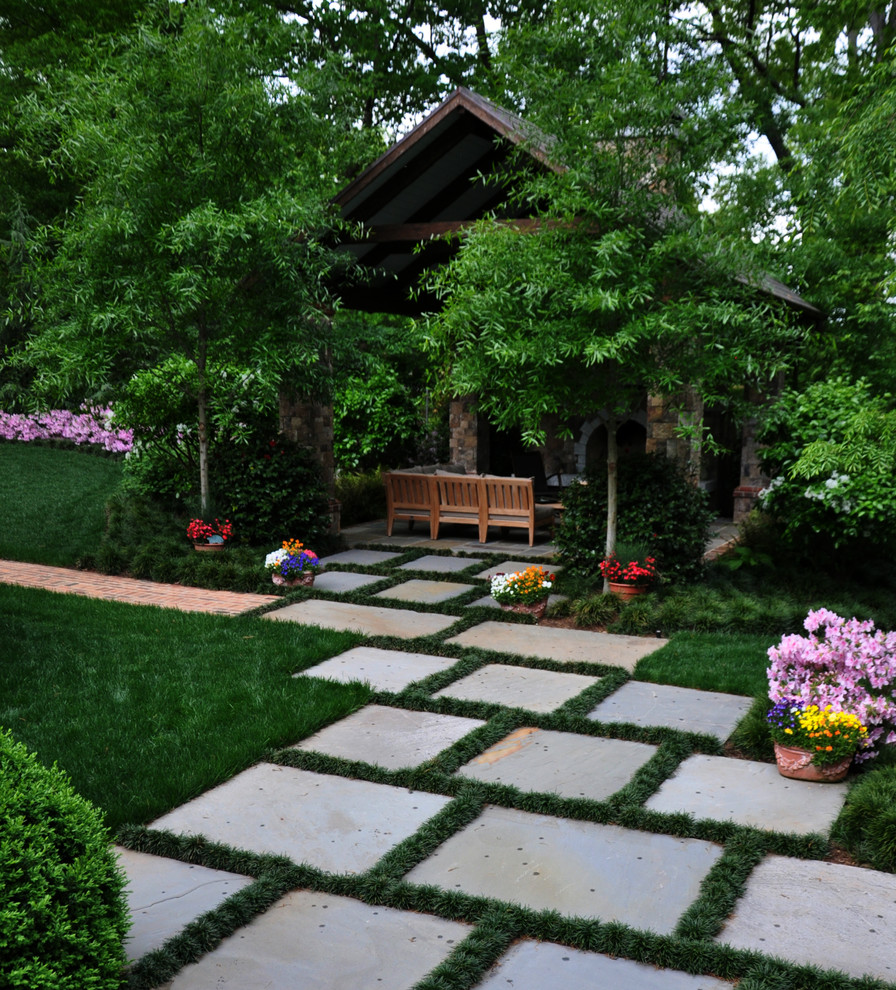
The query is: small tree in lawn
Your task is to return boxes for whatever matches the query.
[423,0,806,588]
[10,0,360,518]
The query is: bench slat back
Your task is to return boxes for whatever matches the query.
[482,477,534,515]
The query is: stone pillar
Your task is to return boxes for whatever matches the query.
[645,388,703,480]
[539,414,577,477]
[279,391,335,496]
[732,415,766,522]
[449,396,488,473]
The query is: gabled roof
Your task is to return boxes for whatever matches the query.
[335,87,821,319]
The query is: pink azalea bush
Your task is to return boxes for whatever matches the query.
[767,608,896,761]
[0,407,133,454]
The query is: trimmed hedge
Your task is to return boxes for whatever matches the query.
[0,730,129,988]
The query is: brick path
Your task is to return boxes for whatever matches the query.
[0,559,279,615]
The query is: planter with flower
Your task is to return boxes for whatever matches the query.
[265,540,321,587]
[187,518,233,551]
[599,544,658,600]
[766,699,868,781]
[490,565,555,621]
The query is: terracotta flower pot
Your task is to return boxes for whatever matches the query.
[271,571,315,588]
[193,542,225,552]
[773,741,852,782]
[608,581,647,601]
[499,598,548,621]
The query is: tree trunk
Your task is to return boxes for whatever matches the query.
[196,322,210,518]
[603,413,618,594]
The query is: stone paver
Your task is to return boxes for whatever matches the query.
[294,646,458,692]
[0,559,278,614]
[645,754,849,834]
[293,704,486,769]
[405,805,722,934]
[118,847,253,963]
[150,764,449,874]
[434,664,600,713]
[399,554,484,573]
[447,622,665,671]
[587,681,753,741]
[375,578,474,604]
[313,571,384,593]
[264,599,457,639]
[165,890,470,990]
[456,727,657,801]
[474,561,564,580]
[319,549,402,566]
[467,593,566,610]
[716,855,896,983]
[477,939,731,990]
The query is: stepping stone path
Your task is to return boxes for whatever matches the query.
[93,548,896,989]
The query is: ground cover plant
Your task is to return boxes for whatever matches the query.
[0,583,369,831]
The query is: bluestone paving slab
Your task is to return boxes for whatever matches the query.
[587,681,753,740]
[474,560,564,580]
[405,805,722,934]
[467,593,566,609]
[149,764,450,874]
[318,549,401,566]
[294,646,458,691]
[313,570,383,593]
[433,663,600,713]
[476,939,732,990]
[447,621,664,671]
[399,553,484,573]
[716,855,896,983]
[645,754,849,834]
[264,599,457,639]
[165,890,470,990]
[292,704,486,769]
[456,727,658,800]
[117,847,252,963]
[375,578,474,603]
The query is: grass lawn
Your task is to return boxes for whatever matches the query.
[0,443,123,566]
[0,583,369,831]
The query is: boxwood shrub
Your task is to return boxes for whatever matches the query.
[0,729,129,988]
[556,453,713,583]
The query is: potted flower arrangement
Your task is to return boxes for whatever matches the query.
[490,565,555,621]
[187,518,233,551]
[264,540,321,587]
[766,699,868,782]
[598,542,657,599]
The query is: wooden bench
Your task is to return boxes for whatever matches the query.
[383,472,556,546]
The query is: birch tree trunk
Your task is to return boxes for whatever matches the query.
[603,412,618,594]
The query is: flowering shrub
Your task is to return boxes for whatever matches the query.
[187,518,233,544]
[767,700,868,766]
[0,406,133,453]
[767,609,896,760]
[599,552,657,585]
[264,540,320,578]
[490,565,555,605]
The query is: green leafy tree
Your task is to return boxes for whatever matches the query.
[10,0,363,515]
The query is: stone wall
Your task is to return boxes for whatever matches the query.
[449,397,488,473]
[645,388,703,480]
[278,392,335,496]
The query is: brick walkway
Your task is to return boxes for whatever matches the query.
[0,559,279,615]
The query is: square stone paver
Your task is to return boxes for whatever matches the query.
[405,805,722,934]
[587,681,753,741]
[314,571,384,594]
[167,890,470,990]
[264,600,457,639]
[295,646,458,692]
[293,704,486,769]
[645,755,849,835]
[477,939,731,990]
[150,764,450,874]
[399,554,484,573]
[474,561,564,581]
[467,594,566,610]
[716,855,896,983]
[456,727,657,801]
[318,549,402,567]
[118,847,252,963]
[375,579,474,604]
[433,664,600,713]
[447,622,664,671]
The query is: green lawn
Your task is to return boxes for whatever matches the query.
[0,583,369,831]
[0,444,123,566]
